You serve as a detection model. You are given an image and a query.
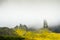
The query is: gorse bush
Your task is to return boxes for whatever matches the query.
[15,28,60,40]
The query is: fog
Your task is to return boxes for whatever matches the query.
[0,0,60,28]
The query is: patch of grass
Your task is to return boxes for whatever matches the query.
[0,36,25,40]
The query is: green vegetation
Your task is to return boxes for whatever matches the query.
[0,22,60,40]
[0,36,25,40]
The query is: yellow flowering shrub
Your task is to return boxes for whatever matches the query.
[14,28,60,40]
[14,29,26,37]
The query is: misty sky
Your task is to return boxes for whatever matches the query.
[0,0,60,28]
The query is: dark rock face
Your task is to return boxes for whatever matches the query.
[0,27,15,36]
[49,25,60,33]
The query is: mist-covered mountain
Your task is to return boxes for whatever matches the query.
[49,25,60,33]
[0,24,60,36]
